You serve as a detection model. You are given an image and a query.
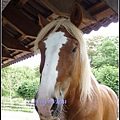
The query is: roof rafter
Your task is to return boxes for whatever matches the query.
[3,2,40,36]
[2,30,31,52]
[103,0,118,14]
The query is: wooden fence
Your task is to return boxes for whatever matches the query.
[1,102,35,112]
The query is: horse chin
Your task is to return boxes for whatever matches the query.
[40,116,58,120]
[39,104,62,120]
[40,115,60,120]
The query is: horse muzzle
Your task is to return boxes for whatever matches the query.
[35,97,64,119]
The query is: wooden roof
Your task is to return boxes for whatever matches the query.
[2,0,118,68]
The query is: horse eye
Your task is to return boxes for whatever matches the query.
[72,47,77,53]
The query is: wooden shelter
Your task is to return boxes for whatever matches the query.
[2,0,118,68]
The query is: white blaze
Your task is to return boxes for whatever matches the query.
[38,31,67,100]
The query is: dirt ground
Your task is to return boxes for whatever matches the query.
[2,110,119,120]
[1,110,40,120]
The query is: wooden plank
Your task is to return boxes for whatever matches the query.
[16,0,28,8]
[2,17,7,27]
[28,0,49,15]
[87,1,107,14]
[2,58,14,65]
[44,0,75,14]
[103,0,118,14]
[2,29,31,52]
[38,0,74,17]
[38,0,61,14]
[3,17,37,41]
[85,1,115,22]
[22,2,41,17]
[2,17,26,38]
[47,13,59,21]
[2,48,14,59]
[3,2,40,36]
[93,8,115,21]
[11,51,23,57]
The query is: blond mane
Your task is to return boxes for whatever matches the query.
[34,18,93,102]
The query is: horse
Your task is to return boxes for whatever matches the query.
[34,4,118,120]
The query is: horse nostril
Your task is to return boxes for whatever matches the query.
[50,97,58,115]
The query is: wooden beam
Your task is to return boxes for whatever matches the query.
[47,13,59,21]
[28,0,49,14]
[38,0,74,17]
[93,8,114,21]
[3,6,49,40]
[2,29,31,52]
[38,0,62,14]
[16,0,28,8]
[2,17,7,27]
[86,1,115,21]
[87,1,107,14]
[3,2,40,36]
[103,0,118,14]
[2,48,14,59]
[43,0,75,13]
[2,59,14,65]
[2,17,26,39]
[2,17,37,41]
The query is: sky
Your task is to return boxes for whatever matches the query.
[11,22,119,68]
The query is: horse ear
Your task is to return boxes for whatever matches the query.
[70,3,83,28]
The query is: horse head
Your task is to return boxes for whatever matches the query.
[34,4,92,120]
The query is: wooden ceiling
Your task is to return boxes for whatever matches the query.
[2,0,118,68]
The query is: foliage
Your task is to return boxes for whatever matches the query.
[17,78,39,99]
[34,66,41,78]
[86,36,119,95]
[87,36,118,67]
[91,37,118,68]
[91,65,118,95]
[2,66,40,99]
[1,96,24,103]
[2,66,21,97]
[86,36,104,65]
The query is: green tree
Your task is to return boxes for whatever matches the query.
[87,36,118,95]
[91,36,118,68]
[17,78,39,99]
[34,66,41,78]
[2,66,38,98]
[92,65,118,95]
[16,66,40,99]
[1,66,23,98]
[86,36,104,66]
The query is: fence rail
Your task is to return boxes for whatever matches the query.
[1,102,35,112]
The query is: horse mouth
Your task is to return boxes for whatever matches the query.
[38,104,62,120]
[39,113,60,120]
[52,104,62,118]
